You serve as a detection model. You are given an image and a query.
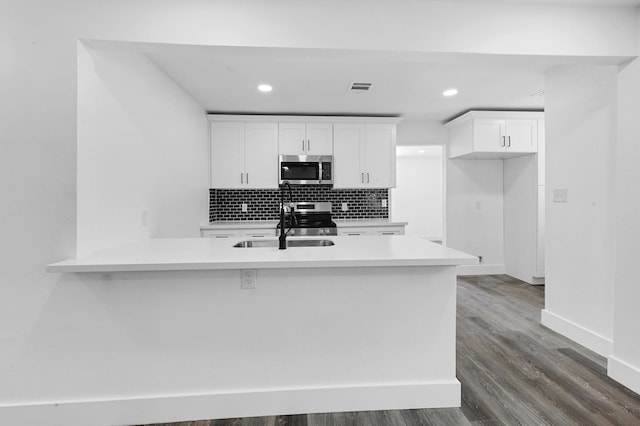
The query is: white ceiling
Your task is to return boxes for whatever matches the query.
[89,41,632,123]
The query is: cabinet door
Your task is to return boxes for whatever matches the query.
[506,119,538,153]
[365,124,396,188]
[473,119,506,152]
[306,123,333,155]
[278,123,306,155]
[333,124,365,188]
[245,122,279,189]
[211,122,244,188]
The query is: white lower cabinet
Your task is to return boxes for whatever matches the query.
[338,225,405,236]
[201,227,276,238]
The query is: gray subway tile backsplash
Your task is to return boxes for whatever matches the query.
[209,185,389,222]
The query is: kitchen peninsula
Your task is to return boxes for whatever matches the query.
[47,236,477,422]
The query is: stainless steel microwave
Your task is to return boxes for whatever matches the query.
[279,155,333,185]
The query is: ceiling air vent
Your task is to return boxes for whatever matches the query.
[348,82,372,94]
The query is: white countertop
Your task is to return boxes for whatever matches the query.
[200,220,279,230]
[47,236,478,273]
[201,219,407,229]
[333,219,408,227]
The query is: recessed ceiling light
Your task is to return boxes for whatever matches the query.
[418,150,425,154]
[258,84,273,92]
[443,88,458,97]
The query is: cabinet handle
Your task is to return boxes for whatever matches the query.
[382,232,395,235]
[302,140,305,151]
[502,136,506,147]
[307,140,310,151]
[361,173,364,183]
[246,173,249,184]
[507,136,511,147]
[240,173,244,184]
[367,172,370,183]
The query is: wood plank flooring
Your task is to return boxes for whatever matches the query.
[143,275,640,426]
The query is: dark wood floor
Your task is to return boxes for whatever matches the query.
[144,275,640,426]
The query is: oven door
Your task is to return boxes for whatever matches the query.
[280,155,321,184]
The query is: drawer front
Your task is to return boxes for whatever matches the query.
[240,229,275,238]
[338,226,405,236]
[201,230,240,238]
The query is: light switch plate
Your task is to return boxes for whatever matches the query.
[553,188,568,203]
[341,202,348,211]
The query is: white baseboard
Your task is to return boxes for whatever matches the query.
[0,381,460,426]
[608,356,640,395]
[541,309,613,356]
[457,263,505,275]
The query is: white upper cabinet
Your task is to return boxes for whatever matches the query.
[333,124,365,188]
[334,123,396,188]
[278,122,333,156]
[210,121,278,189]
[210,115,400,190]
[446,111,542,159]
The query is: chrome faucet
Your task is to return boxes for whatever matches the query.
[279,181,296,250]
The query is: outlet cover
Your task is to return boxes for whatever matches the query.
[241,269,257,289]
[241,203,248,212]
[341,202,348,211]
[553,188,568,203]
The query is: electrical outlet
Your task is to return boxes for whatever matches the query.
[381,199,388,208]
[553,188,568,203]
[341,202,348,211]
[241,203,248,212]
[241,269,257,289]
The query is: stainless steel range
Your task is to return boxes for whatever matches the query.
[280,202,337,236]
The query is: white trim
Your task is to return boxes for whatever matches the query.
[444,110,545,128]
[207,114,403,125]
[457,263,505,275]
[608,356,640,395]
[0,381,460,426]
[541,309,613,356]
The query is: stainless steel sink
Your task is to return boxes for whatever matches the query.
[233,239,335,248]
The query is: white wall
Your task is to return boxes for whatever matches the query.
[77,44,209,256]
[541,65,618,356]
[609,24,640,392]
[392,148,443,239]
[397,119,447,146]
[2,0,639,423]
[446,159,504,273]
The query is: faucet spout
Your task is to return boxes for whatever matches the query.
[279,181,295,250]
